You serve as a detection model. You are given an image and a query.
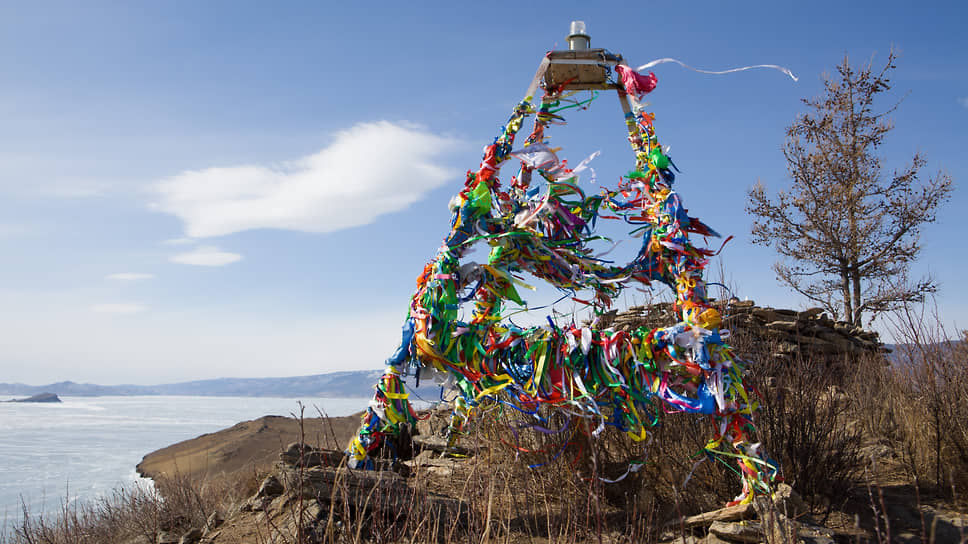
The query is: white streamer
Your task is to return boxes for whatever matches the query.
[635,57,798,82]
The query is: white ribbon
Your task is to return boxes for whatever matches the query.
[566,150,600,184]
[635,57,798,82]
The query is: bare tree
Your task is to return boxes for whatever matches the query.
[747,51,952,326]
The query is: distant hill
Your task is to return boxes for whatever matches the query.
[882,340,965,366]
[0,370,413,399]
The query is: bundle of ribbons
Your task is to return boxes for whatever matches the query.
[346,59,777,506]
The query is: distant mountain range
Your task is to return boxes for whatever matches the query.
[0,369,447,399]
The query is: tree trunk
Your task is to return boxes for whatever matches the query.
[841,267,853,323]
[851,266,862,327]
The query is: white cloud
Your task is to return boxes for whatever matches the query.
[106,273,155,281]
[170,245,242,266]
[92,303,147,314]
[959,97,968,109]
[152,121,460,238]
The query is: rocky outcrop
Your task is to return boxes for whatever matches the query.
[597,300,884,366]
[723,300,883,360]
[198,442,466,543]
[660,484,835,544]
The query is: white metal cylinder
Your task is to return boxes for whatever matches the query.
[567,20,590,50]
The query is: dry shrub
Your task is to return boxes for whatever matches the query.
[876,303,968,498]
[463,405,611,541]
[845,352,902,452]
[6,484,164,544]
[452,403,662,543]
[644,409,738,513]
[723,321,869,520]
[749,350,865,518]
[5,467,248,544]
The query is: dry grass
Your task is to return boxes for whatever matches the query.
[2,468,251,544]
[863,303,968,499]
[748,349,865,519]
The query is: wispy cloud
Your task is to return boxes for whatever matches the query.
[106,273,155,281]
[92,303,147,314]
[43,179,113,198]
[959,97,968,110]
[170,246,242,266]
[152,121,460,238]
[161,237,196,246]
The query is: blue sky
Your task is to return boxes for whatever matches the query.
[1,1,965,385]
